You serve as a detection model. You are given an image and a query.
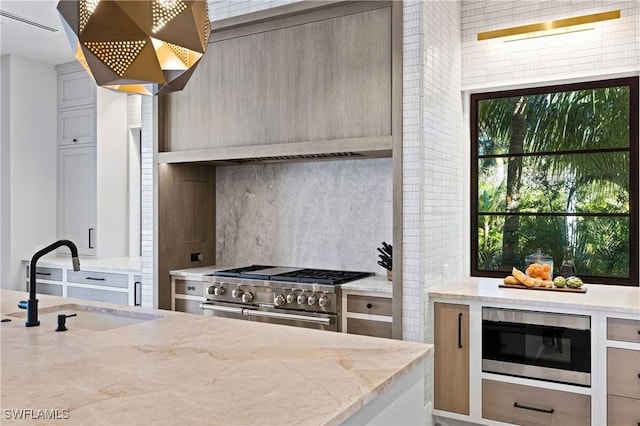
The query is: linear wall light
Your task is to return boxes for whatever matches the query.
[477,10,621,42]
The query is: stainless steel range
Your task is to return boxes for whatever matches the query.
[200,265,372,331]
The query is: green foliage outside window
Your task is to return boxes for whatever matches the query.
[472,78,638,285]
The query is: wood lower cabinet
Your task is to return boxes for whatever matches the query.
[159,164,215,310]
[607,317,640,425]
[482,379,590,426]
[434,302,469,414]
[171,276,206,315]
[342,291,392,338]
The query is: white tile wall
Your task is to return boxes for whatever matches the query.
[421,0,464,407]
[140,96,154,307]
[462,0,640,89]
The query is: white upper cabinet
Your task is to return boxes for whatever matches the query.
[57,70,95,109]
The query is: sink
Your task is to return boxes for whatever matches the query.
[7,304,164,331]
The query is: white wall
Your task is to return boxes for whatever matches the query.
[96,87,128,258]
[0,55,57,290]
[462,0,639,89]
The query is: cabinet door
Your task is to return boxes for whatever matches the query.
[434,302,469,414]
[58,107,96,146]
[58,147,96,255]
[58,71,95,109]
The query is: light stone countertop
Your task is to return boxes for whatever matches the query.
[169,265,229,277]
[22,256,142,273]
[340,275,392,294]
[0,289,431,425]
[428,277,640,315]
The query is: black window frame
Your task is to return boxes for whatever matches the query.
[470,77,639,286]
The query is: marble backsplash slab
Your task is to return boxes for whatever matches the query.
[216,158,392,274]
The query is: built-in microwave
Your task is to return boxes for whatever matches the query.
[482,307,591,387]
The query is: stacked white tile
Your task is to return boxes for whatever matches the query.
[421,0,464,407]
[402,0,423,345]
[462,0,640,89]
[140,96,154,307]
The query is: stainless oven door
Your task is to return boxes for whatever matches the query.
[200,302,338,332]
[201,302,245,320]
[245,306,338,332]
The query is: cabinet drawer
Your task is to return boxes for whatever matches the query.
[174,280,205,296]
[67,286,128,305]
[174,298,204,315]
[346,294,391,316]
[28,282,63,297]
[67,270,129,288]
[58,107,96,145]
[608,317,640,344]
[26,266,63,282]
[58,71,95,109]
[482,379,590,426]
[608,347,640,399]
[608,395,640,426]
[346,318,392,338]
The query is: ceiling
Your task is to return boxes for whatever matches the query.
[0,0,75,65]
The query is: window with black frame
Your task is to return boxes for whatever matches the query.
[470,77,639,286]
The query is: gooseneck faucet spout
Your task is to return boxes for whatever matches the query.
[22,240,80,327]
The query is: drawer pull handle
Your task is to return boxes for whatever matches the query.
[187,286,196,291]
[36,272,52,276]
[366,303,372,309]
[86,277,106,281]
[458,312,463,349]
[514,402,554,414]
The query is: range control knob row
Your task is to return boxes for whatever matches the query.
[241,292,254,303]
[307,294,318,306]
[232,288,243,299]
[297,293,308,305]
[285,293,297,304]
[274,294,286,307]
[318,295,330,307]
[207,286,216,295]
[214,286,226,296]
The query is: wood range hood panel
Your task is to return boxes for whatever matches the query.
[159,1,393,165]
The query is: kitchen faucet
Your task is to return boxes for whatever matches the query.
[19,240,80,327]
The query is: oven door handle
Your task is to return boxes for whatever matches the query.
[246,309,333,325]
[200,304,246,315]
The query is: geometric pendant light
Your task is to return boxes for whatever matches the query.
[57,0,210,96]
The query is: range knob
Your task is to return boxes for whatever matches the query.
[214,286,226,296]
[232,288,243,298]
[274,294,286,307]
[318,295,330,308]
[297,293,308,305]
[307,294,318,306]
[207,286,216,295]
[242,292,254,303]
[285,292,297,304]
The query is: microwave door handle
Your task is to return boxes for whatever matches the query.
[246,309,333,325]
[458,312,463,349]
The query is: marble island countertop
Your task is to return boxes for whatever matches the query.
[428,277,640,315]
[0,290,431,425]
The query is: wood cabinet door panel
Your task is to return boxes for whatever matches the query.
[346,318,392,339]
[347,295,392,316]
[608,317,640,343]
[164,6,391,151]
[434,302,469,414]
[608,347,640,399]
[608,395,640,426]
[482,379,590,426]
